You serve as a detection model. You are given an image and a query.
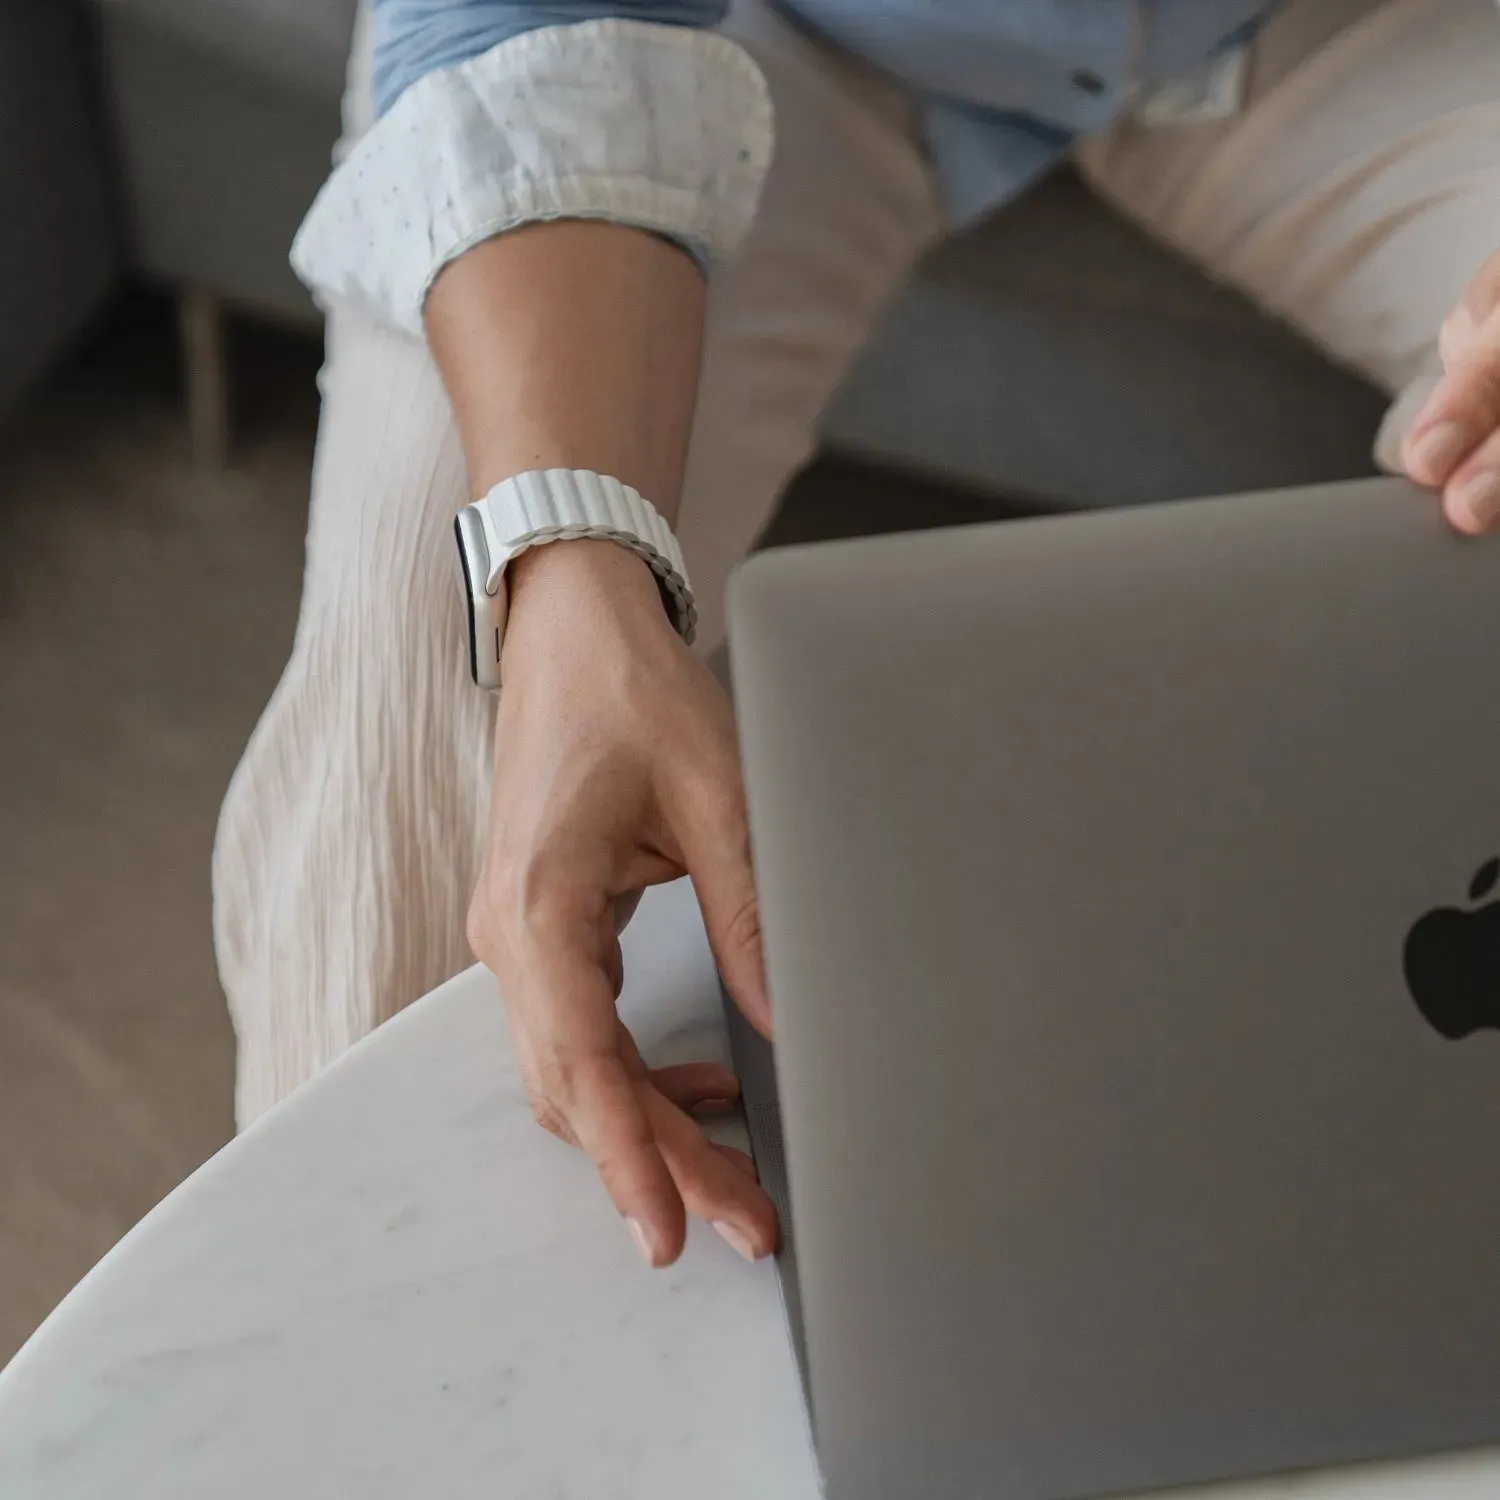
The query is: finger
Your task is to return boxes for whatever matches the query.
[649,1061,741,1112]
[615,1022,650,1080]
[672,765,773,1041]
[620,1029,742,1111]
[644,1087,779,1260]
[694,861,773,1041]
[565,1046,688,1267]
[713,1142,760,1180]
[523,932,688,1267]
[1442,424,1500,535]
[1460,248,1500,326]
[1439,251,1500,369]
[1439,301,1479,370]
[511,1028,580,1146]
[690,1097,744,1119]
[1403,307,1500,487]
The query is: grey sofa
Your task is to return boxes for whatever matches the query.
[828,173,1386,508]
[0,1,118,413]
[92,0,355,323]
[86,0,1384,503]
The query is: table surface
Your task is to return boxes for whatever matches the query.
[0,880,1495,1499]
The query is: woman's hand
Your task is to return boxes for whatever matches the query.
[1403,248,1500,534]
[467,538,778,1269]
[424,220,769,1266]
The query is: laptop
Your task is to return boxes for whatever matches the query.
[723,477,1500,1500]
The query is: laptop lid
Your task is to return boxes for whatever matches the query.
[727,479,1500,1500]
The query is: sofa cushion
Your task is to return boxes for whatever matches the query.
[825,169,1388,508]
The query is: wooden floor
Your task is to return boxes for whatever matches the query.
[0,294,313,1362]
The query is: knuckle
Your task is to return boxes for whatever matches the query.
[673,726,745,812]
[466,853,521,958]
[527,1092,571,1140]
[464,898,496,963]
[720,893,763,958]
[593,1130,656,1182]
[467,849,562,968]
[1439,309,1472,369]
[540,1045,620,1103]
[1459,350,1500,418]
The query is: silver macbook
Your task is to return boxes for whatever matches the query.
[724,477,1500,1500]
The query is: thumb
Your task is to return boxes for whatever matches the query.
[1406,303,1500,493]
[680,796,772,1040]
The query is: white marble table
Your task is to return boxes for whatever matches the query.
[0,880,1495,1499]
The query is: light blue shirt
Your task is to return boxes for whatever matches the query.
[370,0,1273,223]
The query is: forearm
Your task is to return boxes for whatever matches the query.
[425,221,706,525]
[293,13,770,418]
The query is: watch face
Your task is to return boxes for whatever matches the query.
[454,512,482,687]
[454,507,507,690]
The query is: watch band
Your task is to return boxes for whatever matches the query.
[473,469,696,645]
[454,470,697,691]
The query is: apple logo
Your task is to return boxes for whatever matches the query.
[1403,857,1500,1040]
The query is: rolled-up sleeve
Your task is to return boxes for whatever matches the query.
[291,2,774,336]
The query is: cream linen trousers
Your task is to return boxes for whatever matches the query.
[216,0,1500,1126]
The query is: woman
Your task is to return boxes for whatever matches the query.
[215,0,1500,1269]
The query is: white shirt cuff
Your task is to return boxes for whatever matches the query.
[291,17,774,336]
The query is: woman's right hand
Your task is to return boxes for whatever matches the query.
[467,536,780,1269]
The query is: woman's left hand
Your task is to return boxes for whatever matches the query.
[1403,248,1500,535]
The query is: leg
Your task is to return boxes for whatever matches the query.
[214,0,941,1127]
[676,0,943,652]
[1079,0,1500,471]
[213,310,490,1126]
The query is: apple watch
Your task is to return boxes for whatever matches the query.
[453,469,696,691]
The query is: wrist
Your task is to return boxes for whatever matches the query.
[455,467,696,690]
[506,539,682,663]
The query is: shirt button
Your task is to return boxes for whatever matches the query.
[1070,69,1106,96]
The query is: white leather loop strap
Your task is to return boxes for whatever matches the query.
[474,470,697,644]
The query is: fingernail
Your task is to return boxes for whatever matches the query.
[743,993,774,1038]
[1407,421,1470,481]
[713,1220,762,1262]
[627,1217,662,1267]
[1452,469,1500,531]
